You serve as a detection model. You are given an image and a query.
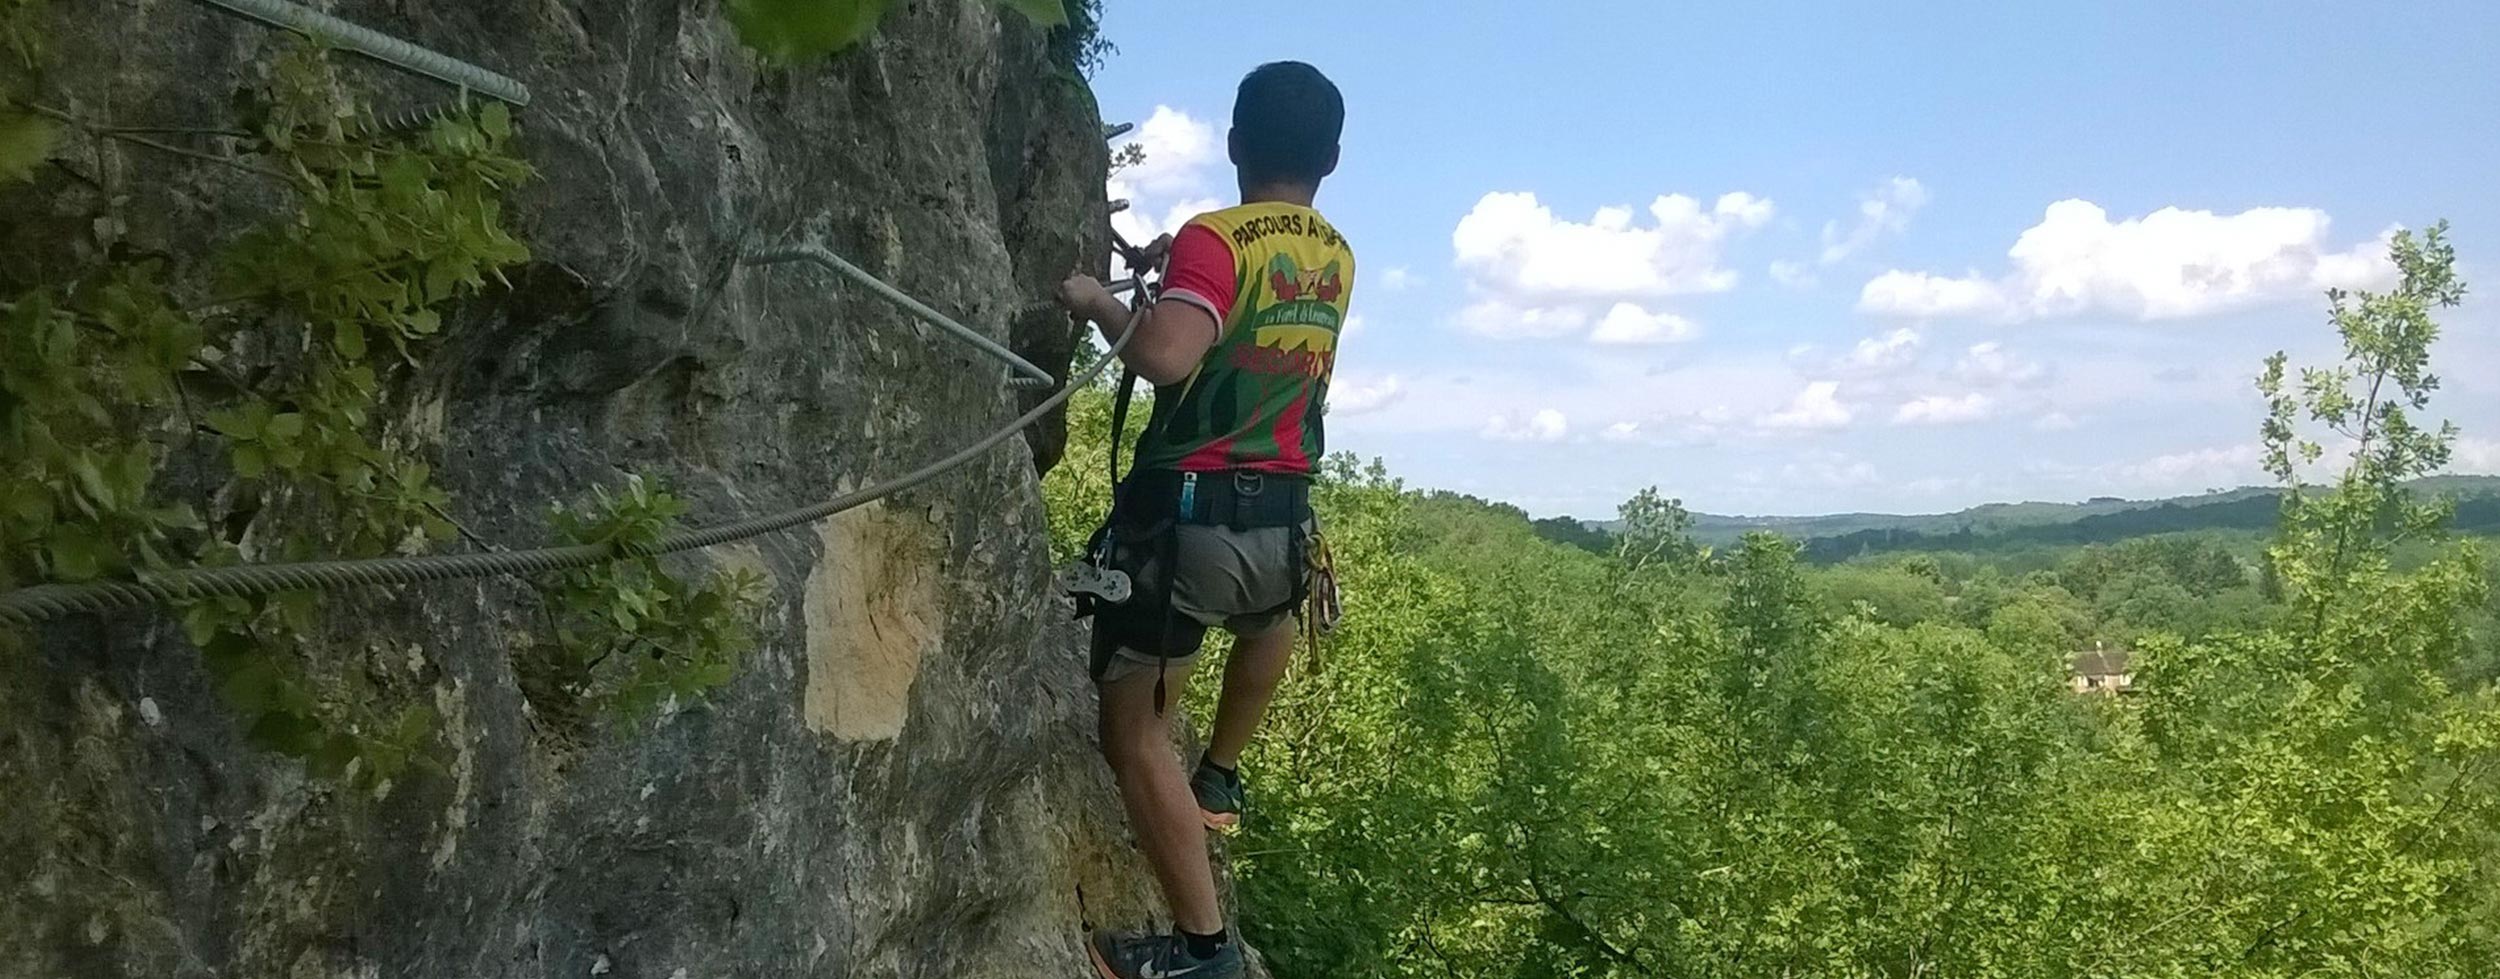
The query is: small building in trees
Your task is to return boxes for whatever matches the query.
[2069,644,2135,694]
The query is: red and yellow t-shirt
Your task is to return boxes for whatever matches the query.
[1138,202,1355,475]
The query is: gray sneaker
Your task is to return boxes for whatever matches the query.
[1190,757,1245,832]
[1087,931,1243,979]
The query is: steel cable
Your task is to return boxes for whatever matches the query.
[0,291,1149,626]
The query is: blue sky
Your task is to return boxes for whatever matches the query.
[1086,1,2500,519]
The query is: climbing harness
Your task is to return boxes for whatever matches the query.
[1301,530,1341,673]
[1063,227,1354,703]
[1061,234,1168,619]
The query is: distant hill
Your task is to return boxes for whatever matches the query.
[1579,475,2500,561]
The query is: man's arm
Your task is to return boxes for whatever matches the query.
[1057,225,1231,387]
[1057,281,1219,387]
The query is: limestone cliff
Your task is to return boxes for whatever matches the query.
[0,2,1224,976]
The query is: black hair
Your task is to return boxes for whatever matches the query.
[1231,61,1344,185]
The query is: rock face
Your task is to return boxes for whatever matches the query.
[0,2,1229,976]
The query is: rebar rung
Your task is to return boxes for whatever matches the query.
[189,0,531,107]
[742,244,1055,387]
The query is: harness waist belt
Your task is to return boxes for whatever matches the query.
[1118,470,1310,530]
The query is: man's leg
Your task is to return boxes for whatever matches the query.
[1204,617,1295,769]
[1098,662,1224,934]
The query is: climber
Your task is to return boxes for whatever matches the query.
[1056,61,1352,979]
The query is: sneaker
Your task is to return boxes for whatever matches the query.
[1087,930,1244,979]
[1190,756,1245,832]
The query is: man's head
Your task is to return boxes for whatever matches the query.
[1229,61,1343,191]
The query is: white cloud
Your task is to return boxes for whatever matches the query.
[1341,312,1369,338]
[1858,200,2396,321]
[1601,421,1644,442]
[1954,341,2044,386]
[1820,177,1928,265]
[1482,408,1570,442]
[1458,301,1588,339]
[2453,437,2500,474]
[1760,381,1853,430]
[1839,327,1923,375]
[2116,444,2267,491]
[1859,270,2009,319]
[1336,352,1796,448]
[2015,444,2271,497]
[1892,392,1996,426]
[1589,303,1699,345]
[2034,411,2082,431]
[1768,259,1816,289]
[1377,266,1414,291]
[1328,373,1405,415]
[1108,105,1214,199]
[1106,106,1222,277]
[1741,451,1882,489]
[1784,452,1882,488]
[1451,189,1772,341]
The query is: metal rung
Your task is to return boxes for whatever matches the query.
[1017,278,1138,320]
[743,244,1056,388]
[189,0,531,107]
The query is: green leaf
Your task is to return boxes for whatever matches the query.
[46,523,106,581]
[424,260,461,300]
[264,412,306,443]
[2,479,51,524]
[246,709,325,757]
[68,453,113,509]
[275,589,319,633]
[725,0,891,64]
[334,318,367,360]
[309,732,361,776]
[217,658,282,715]
[688,660,736,689]
[379,153,426,203]
[232,443,267,479]
[478,102,511,142]
[995,0,1068,27]
[200,629,256,673]
[0,111,56,185]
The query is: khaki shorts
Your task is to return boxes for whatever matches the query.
[1088,518,1313,684]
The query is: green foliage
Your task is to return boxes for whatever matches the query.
[1039,227,2500,975]
[1814,559,1950,626]
[2262,222,2466,628]
[1724,477,2500,564]
[1612,485,1702,574]
[1054,0,1115,78]
[0,41,544,784]
[996,0,1074,29]
[0,107,50,183]
[727,0,1072,65]
[725,0,889,64]
[524,476,765,732]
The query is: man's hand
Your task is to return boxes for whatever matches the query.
[1123,232,1173,272]
[1057,273,1127,327]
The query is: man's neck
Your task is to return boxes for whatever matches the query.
[1239,179,1318,208]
